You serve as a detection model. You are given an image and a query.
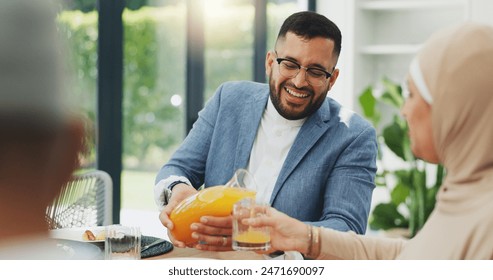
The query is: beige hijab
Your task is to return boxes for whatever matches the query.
[415,23,493,213]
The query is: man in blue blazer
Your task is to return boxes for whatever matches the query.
[155,11,377,251]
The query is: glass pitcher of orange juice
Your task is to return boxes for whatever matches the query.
[169,169,257,245]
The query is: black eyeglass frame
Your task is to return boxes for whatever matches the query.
[274,51,335,81]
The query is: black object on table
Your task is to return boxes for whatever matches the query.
[141,235,173,259]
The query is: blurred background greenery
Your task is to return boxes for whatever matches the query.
[359,78,444,238]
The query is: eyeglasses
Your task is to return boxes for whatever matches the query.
[274,51,334,86]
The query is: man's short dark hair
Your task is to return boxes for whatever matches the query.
[276,11,342,58]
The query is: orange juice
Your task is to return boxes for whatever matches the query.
[169,186,256,245]
[233,230,271,245]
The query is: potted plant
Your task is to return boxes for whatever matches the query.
[359,77,444,238]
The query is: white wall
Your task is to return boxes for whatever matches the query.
[317,0,355,109]
[318,0,493,112]
[470,0,493,25]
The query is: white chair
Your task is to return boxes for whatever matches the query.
[46,170,113,229]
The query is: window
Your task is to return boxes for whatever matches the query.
[120,2,187,237]
[59,0,311,238]
[57,1,98,171]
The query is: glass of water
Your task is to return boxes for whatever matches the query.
[105,225,141,260]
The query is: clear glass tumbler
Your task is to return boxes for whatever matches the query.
[232,198,271,251]
[105,225,141,260]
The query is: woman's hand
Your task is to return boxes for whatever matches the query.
[242,207,310,254]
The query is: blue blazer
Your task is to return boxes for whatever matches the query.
[157,81,377,234]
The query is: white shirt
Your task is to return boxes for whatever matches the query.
[247,97,305,205]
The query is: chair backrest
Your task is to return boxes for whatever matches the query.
[46,170,113,229]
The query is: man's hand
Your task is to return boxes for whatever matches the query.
[159,183,197,248]
[191,215,234,251]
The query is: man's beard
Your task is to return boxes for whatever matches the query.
[268,73,327,120]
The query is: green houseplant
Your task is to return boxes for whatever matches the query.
[359,77,444,237]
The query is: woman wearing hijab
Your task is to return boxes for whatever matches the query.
[243,22,493,259]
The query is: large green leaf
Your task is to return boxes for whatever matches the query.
[390,182,410,205]
[381,77,404,108]
[395,169,412,187]
[382,121,406,160]
[358,86,380,127]
[369,203,408,230]
[424,165,443,222]
[412,169,427,230]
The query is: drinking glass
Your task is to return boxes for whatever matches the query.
[104,225,141,260]
[232,198,271,251]
[225,168,257,190]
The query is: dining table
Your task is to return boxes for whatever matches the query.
[149,246,265,260]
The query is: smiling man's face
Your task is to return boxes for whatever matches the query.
[265,32,339,120]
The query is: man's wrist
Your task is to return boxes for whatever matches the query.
[154,176,192,210]
[168,180,190,191]
[163,181,190,206]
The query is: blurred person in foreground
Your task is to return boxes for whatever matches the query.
[155,11,377,251]
[244,22,493,259]
[0,1,87,259]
